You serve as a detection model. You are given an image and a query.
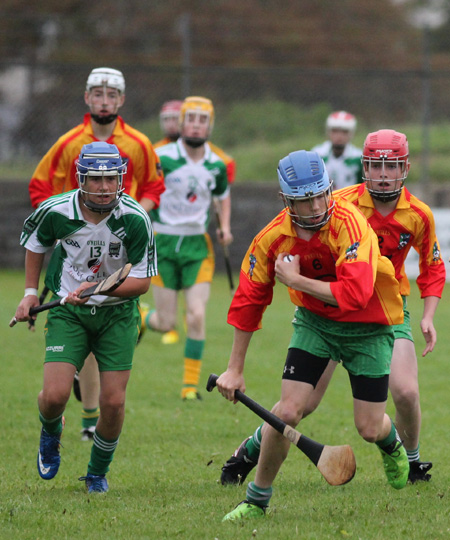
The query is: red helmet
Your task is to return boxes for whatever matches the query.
[362,129,409,202]
[160,100,183,118]
[159,100,183,140]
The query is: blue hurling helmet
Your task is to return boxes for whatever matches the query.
[278,150,334,230]
[76,142,126,213]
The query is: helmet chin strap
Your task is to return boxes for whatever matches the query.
[81,194,121,214]
[183,136,206,148]
[370,190,402,203]
[91,114,118,125]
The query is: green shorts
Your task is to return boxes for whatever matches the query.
[289,307,395,377]
[44,299,140,371]
[392,297,414,342]
[152,233,215,290]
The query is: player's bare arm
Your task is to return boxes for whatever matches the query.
[420,295,440,356]
[66,276,151,306]
[14,250,46,322]
[138,197,156,212]
[217,328,253,403]
[216,195,233,246]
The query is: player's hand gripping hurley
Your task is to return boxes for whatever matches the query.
[9,263,132,327]
[207,373,356,486]
[213,200,234,294]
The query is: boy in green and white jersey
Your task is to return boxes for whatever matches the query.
[144,96,233,400]
[311,110,363,190]
[14,142,155,493]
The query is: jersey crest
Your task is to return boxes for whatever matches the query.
[345,241,360,260]
[397,233,411,250]
[248,253,257,278]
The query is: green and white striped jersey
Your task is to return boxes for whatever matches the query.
[20,190,157,306]
[311,140,363,190]
[151,140,229,236]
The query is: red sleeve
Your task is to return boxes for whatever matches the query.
[29,178,54,208]
[327,205,378,313]
[226,159,236,184]
[139,174,165,207]
[227,270,274,331]
[329,258,375,312]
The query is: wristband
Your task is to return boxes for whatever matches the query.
[24,288,38,297]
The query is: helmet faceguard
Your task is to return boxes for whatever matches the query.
[278,150,334,231]
[362,129,409,202]
[76,142,126,214]
[180,96,215,147]
[86,67,125,125]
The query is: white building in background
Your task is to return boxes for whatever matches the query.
[404,208,450,282]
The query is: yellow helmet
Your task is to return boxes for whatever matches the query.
[180,96,215,133]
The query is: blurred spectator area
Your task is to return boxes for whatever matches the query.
[0,61,446,167]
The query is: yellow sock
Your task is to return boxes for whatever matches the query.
[181,358,202,398]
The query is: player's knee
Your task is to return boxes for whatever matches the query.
[277,403,303,427]
[392,385,419,410]
[40,389,70,411]
[185,309,204,332]
[100,394,126,415]
[151,312,175,333]
[158,319,174,333]
[356,422,381,443]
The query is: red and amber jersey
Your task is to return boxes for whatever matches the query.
[154,138,236,184]
[208,142,236,184]
[334,184,446,298]
[228,198,403,332]
[29,114,164,209]
[153,136,173,149]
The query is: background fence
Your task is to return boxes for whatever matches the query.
[0,61,448,168]
[1,61,450,274]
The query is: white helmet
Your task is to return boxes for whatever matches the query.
[326,111,357,133]
[86,67,125,93]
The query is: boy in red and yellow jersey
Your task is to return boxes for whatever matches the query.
[216,150,408,522]
[220,131,445,498]
[29,68,164,211]
[326,129,445,481]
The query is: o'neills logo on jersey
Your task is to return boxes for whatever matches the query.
[88,258,102,273]
[88,240,106,246]
[46,345,65,352]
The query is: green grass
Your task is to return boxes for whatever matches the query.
[1,271,450,539]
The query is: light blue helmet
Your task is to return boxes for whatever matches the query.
[278,150,334,230]
[76,142,127,213]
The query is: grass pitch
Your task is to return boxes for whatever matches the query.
[1,270,450,539]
